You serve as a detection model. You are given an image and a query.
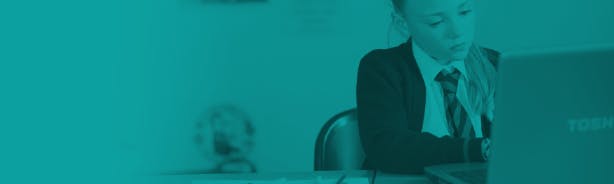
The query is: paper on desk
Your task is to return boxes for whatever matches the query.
[192,177,370,184]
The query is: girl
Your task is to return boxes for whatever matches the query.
[356,0,498,174]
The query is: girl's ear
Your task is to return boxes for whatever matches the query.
[388,11,411,47]
[391,12,407,29]
[391,12,410,36]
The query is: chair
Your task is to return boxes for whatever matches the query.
[314,108,365,170]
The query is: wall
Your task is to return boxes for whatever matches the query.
[119,0,390,174]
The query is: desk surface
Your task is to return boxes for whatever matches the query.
[144,170,430,184]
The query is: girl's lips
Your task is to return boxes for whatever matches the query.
[450,42,468,51]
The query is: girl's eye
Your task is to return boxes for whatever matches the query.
[460,10,473,16]
[429,21,443,27]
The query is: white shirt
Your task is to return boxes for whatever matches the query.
[412,41,483,138]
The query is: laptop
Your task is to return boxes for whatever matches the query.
[425,44,614,184]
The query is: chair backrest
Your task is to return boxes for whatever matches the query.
[314,108,365,170]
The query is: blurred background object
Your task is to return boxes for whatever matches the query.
[194,105,257,173]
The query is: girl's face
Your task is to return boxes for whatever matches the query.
[401,0,475,63]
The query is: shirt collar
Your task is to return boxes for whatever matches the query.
[412,40,468,84]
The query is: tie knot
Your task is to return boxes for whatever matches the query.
[436,68,461,94]
[436,68,461,83]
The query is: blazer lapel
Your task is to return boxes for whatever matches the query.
[398,39,427,131]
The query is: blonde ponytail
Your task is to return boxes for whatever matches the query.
[464,44,497,119]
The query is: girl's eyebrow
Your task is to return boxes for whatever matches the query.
[458,1,469,9]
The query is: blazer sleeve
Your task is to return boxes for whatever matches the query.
[356,50,485,174]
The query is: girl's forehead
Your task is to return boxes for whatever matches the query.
[404,0,470,16]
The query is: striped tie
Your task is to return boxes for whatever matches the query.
[436,68,475,138]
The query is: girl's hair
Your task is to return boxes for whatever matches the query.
[464,45,498,118]
[389,0,497,117]
[388,0,409,46]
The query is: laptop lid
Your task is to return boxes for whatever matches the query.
[488,44,614,184]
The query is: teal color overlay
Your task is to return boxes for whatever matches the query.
[1,0,613,183]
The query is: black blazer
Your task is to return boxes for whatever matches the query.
[356,39,499,174]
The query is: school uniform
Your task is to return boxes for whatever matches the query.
[356,38,499,174]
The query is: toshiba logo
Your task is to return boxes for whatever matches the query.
[568,116,614,133]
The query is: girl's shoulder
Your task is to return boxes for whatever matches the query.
[359,42,414,73]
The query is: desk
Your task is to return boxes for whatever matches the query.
[144,170,430,184]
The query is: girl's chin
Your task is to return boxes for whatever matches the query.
[450,50,470,61]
